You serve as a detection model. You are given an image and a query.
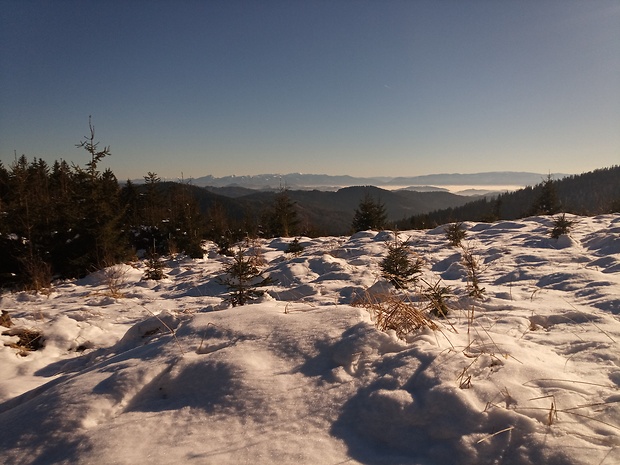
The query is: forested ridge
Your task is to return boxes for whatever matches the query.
[397,166,620,229]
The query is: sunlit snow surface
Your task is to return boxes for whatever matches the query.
[1,215,619,465]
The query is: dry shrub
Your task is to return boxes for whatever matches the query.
[353,291,438,339]
[103,264,129,297]
[19,256,52,292]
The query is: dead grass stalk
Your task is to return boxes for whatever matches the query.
[353,290,438,340]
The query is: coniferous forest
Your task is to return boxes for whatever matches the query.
[1,123,618,290]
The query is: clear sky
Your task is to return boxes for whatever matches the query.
[1,0,619,181]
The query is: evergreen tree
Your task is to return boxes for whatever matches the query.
[352,193,387,231]
[445,222,467,247]
[205,201,236,255]
[266,188,299,237]
[136,172,168,255]
[143,172,164,229]
[166,182,205,257]
[120,179,141,229]
[530,174,560,216]
[217,247,274,306]
[2,156,52,289]
[0,120,174,288]
[380,234,423,289]
[285,237,305,256]
[143,252,166,280]
[0,160,8,203]
[59,118,129,276]
[0,161,8,238]
[550,213,577,239]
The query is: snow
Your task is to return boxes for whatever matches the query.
[1,214,619,464]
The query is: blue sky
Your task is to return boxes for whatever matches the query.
[1,0,619,180]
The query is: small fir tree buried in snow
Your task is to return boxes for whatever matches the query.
[285,237,305,256]
[217,246,274,307]
[445,222,467,247]
[143,254,165,280]
[422,279,453,318]
[380,234,423,289]
[245,237,267,267]
[550,213,577,239]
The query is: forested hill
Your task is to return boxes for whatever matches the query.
[397,166,620,228]
[177,184,481,236]
[246,186,480,235]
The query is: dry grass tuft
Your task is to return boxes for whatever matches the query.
[3,327,44,356]
[19,256,52,292]
[460,244,485,299]
[353,291,438,339]
[1,310,13,328]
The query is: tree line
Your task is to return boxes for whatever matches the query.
[0,121,306,290]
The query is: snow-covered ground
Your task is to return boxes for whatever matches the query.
[1,215,619,465]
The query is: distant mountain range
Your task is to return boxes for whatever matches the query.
[143,167,615,236]
[153,171,568,192]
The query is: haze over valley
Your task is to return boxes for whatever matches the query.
[146,171,568,195]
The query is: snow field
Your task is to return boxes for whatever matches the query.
[0,214,619,464]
